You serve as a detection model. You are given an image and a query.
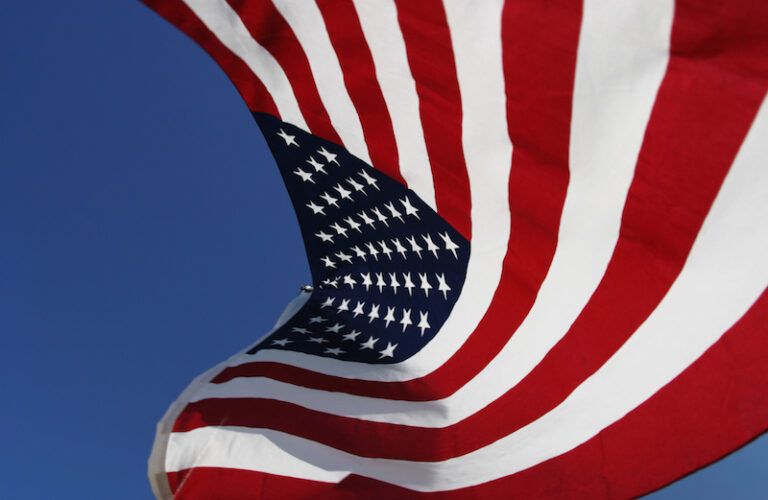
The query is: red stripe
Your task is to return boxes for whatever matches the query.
[315,0,405,185]
[175,0,767,462]
[394,0,471,239]
[168,467,332,499]
[210,0,580,404]
[225,0,341,144]
[143,0,278,117]
[168,288,768,498]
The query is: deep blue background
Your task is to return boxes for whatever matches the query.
[0,2,764,498]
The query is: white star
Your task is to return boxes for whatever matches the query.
[359,336,378,349]
[403,272,415,296]
[361,273,373,291]
[277,128,298,147]
[358,169,380,190]
[406,236,423,258]
[400,308,412,332]
[271,338,292,346]
[419,273,432,297]
[306,156,327,174]
[392,238,408,258]
[344,216,362,233]
[436,273,452,299]
[342,329,361,341]
[317,146,339,165]
[383,306,396,327]
[320,192,339,208]
[346,177,366,195]
[324,347,345,356]
[335,251,353,264]
[293,168,314,184]
[368,303,380,323]
[320,256,336,268]
[422,234,440,258]
[342,275,357,289]
[375,273,386,292]
[389,273,400,294]
[325,322,344,333]
[331,222,349,238]
[308,336,327,343]
[417,311,431,336]
[400,196,420,219]
[384,201,404,222]
[291,327,310,334]
[320,297,335,309]
[378,241,393,260]
[351,245,367,261]
[352,301,365,317]
[365,242,380,261]
[336,299,350,313]
[358,210,375,228]
[330,222,348,238]
[378,342,397,359]
[315,231,334,243]
[371,207,389,226]
[439,232,460,258]
[321,277,339,288]
[306,200,324,214]
[384,306,395,327]
[333,183,353,201]
[308,316,327,324]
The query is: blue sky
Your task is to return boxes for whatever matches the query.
[0,2,765,498]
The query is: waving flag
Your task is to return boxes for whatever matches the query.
[145,0,768,498]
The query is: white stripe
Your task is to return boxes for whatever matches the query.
[168,93,768,491]
[272,0,371,164]
[352,0,436,209]
[191,0,673,427]
[182,0,307,130]
[167,427,346,483]
[219,0,512,384]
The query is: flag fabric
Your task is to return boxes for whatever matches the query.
[144,0,768,498]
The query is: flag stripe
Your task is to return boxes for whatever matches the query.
[352,0,437,210]
[315,0,405,184]
[395,0,471,239]
[223,0,342,144]
[182,0,308,129]
[271,0,371,164]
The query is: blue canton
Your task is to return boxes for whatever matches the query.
[248,114,470,364]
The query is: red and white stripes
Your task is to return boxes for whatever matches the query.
[144,0,768,497]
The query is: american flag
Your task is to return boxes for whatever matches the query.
[145,0,768,497]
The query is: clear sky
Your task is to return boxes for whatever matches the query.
[1,2,765,499]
